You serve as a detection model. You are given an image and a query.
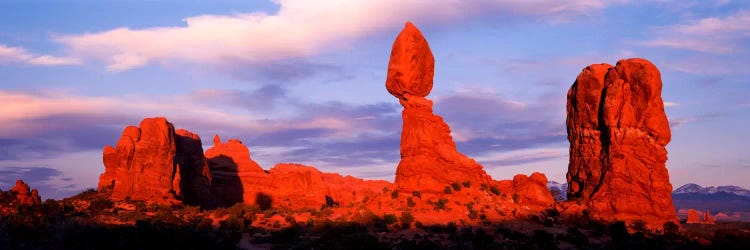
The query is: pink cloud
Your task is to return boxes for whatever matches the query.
[0,44,80,66]
[0,90,390,141]
[54,0,611,71]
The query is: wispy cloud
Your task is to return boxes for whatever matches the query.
[0,44,80,66]
[53,0,612,71]
[664,101,680,107]
[640,10,750,53]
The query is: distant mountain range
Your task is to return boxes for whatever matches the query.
[547,182,750,222]
[547,181,568,201]
[672,183,750,222]
[673,183,750,198]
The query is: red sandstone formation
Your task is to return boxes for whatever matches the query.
[387,22,492,193]
[205,135,268,207]
[566,59,678,230]
[92,22,562,223]
[686,209,716,224]
[9,180,41,205]
[510,173,555,209]
[703,210,716,224]
[687,209,701,224]
[98,117,211,205]
[268,163,388,209]
[174,129,213,206]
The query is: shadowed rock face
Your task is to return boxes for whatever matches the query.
[205,135,264,207]
[98,117,211,205]
[174,129,213,207]
[387,22,492,193]
[566,58,677,229]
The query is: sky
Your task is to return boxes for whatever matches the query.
[1,0,749,199]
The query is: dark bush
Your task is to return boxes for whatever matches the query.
[490,186,500,196]
[451,182,461,192]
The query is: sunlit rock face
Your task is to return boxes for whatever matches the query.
[9,180,41,206]
[98,117,211,205]
[566,58,678,230]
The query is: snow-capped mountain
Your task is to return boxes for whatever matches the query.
[672,183,750,222]
[673,183,750,198]
[547,181,568,201]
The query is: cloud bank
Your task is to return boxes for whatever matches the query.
[54,0,610,71]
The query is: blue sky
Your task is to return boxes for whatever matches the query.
[1,0,748,198]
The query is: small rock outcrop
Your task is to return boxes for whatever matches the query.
[387,22,491,193]
[686,209,716,224]
[703,210,716,224]
[9,180,41,206]
[268,163,388,210]
[687,209,701,224]
[566,59,678,229]
[98,117,211,205]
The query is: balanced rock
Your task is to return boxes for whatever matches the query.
[387,22,491,193]
[566,59,677,230]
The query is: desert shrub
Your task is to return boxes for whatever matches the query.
[134,201,147,213]
[564,226,589,247]
[214,207,228,217]
[531,230,557,249]
[435,199,448,210]
[400,212,414,228]
[406,197,416,207]
[490,186,500,196]
[284,215,296,225]
[468,210,478,220]
[451,182,461,192]
[443,186,452,194]
[446,222,457,233]
[462,181,471,188]
[383,214,398,225]
[662,221,679,236]
[412,191,421,199]
[90,198,114,213]
[608,221,629,244]
[197,217,213,231]
[391,190,398,199]
[630,219,647,233]
[465,202,474,210]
